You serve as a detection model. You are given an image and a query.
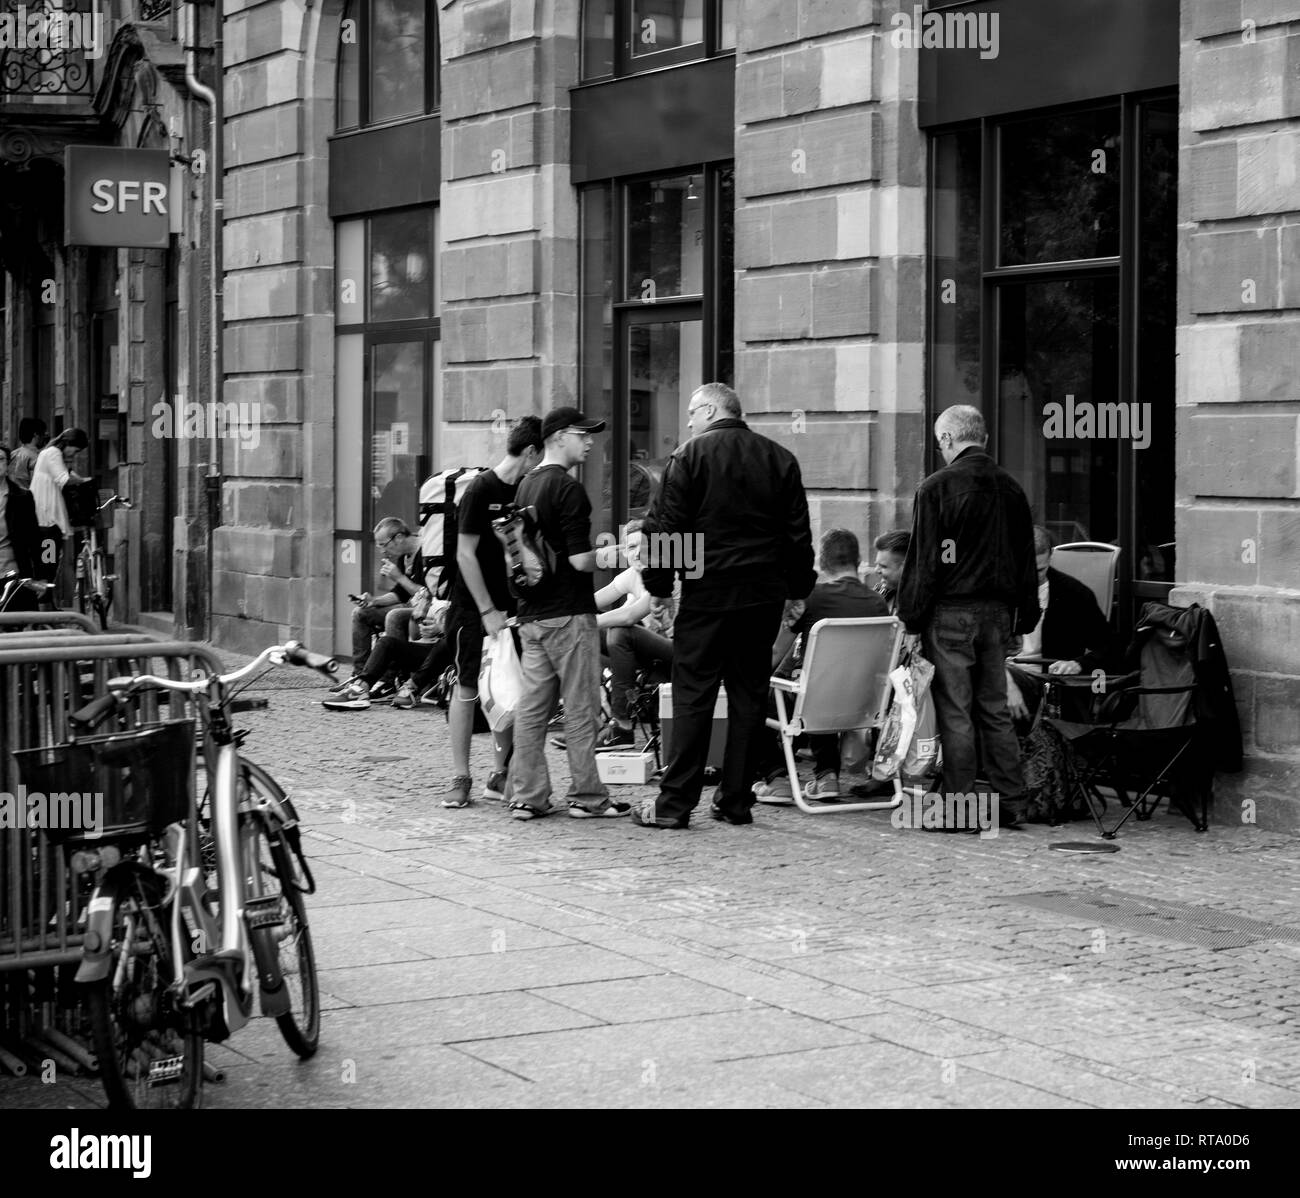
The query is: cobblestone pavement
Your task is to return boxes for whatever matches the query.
[7,648,1300,1110]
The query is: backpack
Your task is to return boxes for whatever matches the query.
[418,467,489,599]
[491,503,556,591]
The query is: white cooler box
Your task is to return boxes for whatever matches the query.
[658,684,728,769]
[596,750,657,784]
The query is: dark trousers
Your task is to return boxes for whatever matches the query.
[360,634,452,690]
[657,601,783,822]
[923,599,1024,800]
[604,624,673,720]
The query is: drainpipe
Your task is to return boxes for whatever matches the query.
[183,0,222,637]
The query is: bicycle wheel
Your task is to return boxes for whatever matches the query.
[243,816,320,1057]
[84,872,204,1110]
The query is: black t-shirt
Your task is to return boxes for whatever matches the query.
[513,463,597,621]
[782,576,890,672]
[453,469,518,614]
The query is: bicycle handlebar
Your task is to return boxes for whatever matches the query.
[282,641,338,674]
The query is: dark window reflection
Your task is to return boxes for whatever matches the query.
[999,107,1121,265]
[370,0,426,124]
[370,209,432,322]
[631,0,704,58]
[582,0,615,78]
[932,128,982,408]
[626,173,705,300]
[999,277,1120,547]
[715,165,734,386]
[337,0,360,129]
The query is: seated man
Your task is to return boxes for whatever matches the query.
[323,604,452,711]
[1005,526,1114,727]
[333,517,429,701]
[866,529,909,615]
[754,529,888,803]
[594,520,675,750]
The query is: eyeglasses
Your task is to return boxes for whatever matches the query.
[687,402,712,416]
[562,429,594,441]
[376,533,403,550]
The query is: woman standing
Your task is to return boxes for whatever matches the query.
[0,444,40,608]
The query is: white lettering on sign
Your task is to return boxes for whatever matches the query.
[88,179,168,215]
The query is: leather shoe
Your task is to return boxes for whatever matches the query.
[998,798,1027,828]
[709,801,752,826]
[631,801,688,830]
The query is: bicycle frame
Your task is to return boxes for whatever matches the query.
[77,643,327,1040]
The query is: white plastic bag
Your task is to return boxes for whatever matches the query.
[478,629,522,732]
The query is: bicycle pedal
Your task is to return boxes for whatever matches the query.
[243,895,284,929]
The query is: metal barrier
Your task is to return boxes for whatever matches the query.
[0,637,223,1076]
[0,610,99,635]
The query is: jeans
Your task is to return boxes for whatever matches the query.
[360,634,452,690]
[351,603,411,672]
[605,624,673,720]
[923,599,1024,801]
[509,613,610,813]
[657,601,783,823]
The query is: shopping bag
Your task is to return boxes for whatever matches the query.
[901,656,940,785]
[478,629,522,732]
[871,653,937,782]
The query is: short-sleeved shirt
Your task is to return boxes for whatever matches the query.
[513,463,596,621]
[781,576,889,672]
[452,469,518,615]
[9,444,38,491]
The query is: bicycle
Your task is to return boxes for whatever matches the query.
[15,641,337,1109]
[74,492,132,630]
[0,572,55,612]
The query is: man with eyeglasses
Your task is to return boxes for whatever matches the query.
[632,382,816,830]
[330,517,429,702]
[506,406,630,821]
[896,404,1040,829]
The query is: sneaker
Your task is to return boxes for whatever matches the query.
[546,704,565,731]
[631,800,688,830]
[441,776,473,808]
[328,673,360,694]
[391,682,418,709]
[568,800,632,819]
[369,678,398,704]
[483,770,509,801]
[753,777,794,805]
[850,776,897,799]
[805,772,840,801]
[509,800,559,821]
[417,683,443,707]
[321,679,371,710]
[594,723,635,752]
[550,735,567,751]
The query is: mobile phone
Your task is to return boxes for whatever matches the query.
[349,593,365,604]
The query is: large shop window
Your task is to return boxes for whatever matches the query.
[337,0,440,131]
[582,0,736,80]
[579,164,733,544]
[928,95,1177,628]
[332,206,440,654]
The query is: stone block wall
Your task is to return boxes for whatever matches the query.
[438,0,581,469]
[1174,0,1300,830]
[735,0,926,552]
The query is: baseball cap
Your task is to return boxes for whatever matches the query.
[541,406,607,441]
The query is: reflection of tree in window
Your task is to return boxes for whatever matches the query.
[370,210,431,321]
[370,0,426,123]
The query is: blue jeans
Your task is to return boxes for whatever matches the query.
[923,599,1025,801]
[509,613,610,813]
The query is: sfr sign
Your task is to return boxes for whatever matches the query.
[65,147,173,248]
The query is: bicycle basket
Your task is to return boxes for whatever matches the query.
[9,719,196,845]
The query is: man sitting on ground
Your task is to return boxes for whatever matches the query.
[331,517,429,703]
[753,529,888,803]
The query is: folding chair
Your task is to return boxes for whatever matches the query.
[767,616,904,815]
[1050,542,1120,621]
[1043,626,1208,838]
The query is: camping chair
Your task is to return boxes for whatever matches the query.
[767,616,904,815]
[1041,620,1209,838]
[1051,542,1120,621]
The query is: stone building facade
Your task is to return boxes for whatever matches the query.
[2,0,1296,828]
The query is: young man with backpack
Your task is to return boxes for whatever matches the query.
[441,415,544,809]
[505,406,630,821]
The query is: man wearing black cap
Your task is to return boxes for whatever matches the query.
[506,406,631,821]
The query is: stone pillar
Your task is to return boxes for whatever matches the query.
[734,0,925,548]
[1174,1,1300,829]
[439,0,581,464]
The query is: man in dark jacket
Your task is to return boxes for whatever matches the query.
[898,405,1039,825]
[633,383,816,829]
[0,444,40,610]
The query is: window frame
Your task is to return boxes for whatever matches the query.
[582,0,735,82]
[336,0,441,134]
